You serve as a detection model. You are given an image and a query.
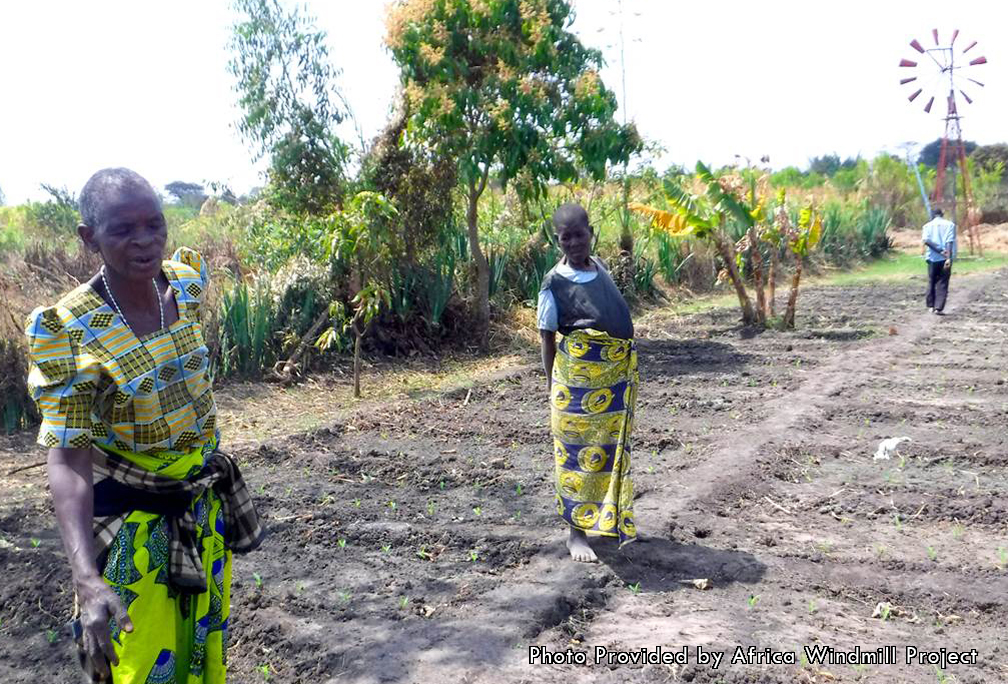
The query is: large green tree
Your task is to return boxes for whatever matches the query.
[229,0,352,214]
[386,0,640,347]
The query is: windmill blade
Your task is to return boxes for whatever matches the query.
[967,77,985,88]
[960,90,973,105]
[924,97,935,113]
[910,39,925,53]
[900,76,917,85]
[908,88,922,102]
[951,29,959,45]
[899,59,918,67]
[963,40,978,53]
[932,28,939,45]
[969,56,987,66]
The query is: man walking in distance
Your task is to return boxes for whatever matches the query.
[922,208,956,315]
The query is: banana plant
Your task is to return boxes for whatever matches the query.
[780,201,822,330]
[630,161,760,326]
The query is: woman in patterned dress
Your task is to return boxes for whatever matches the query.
[537,203,638,563]
[25,168,263,683]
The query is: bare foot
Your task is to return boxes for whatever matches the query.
[566,527,597,563]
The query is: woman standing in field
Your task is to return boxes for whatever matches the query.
[25,168,263,683]
[538,203,638,563]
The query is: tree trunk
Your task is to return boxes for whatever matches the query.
[467,174,491,351]
[269,309,330,385]
[353,322,362,398]
[782,254,803,330]
[619,173,634,253]
[713,231,756,325]
[768,247,778,320]
[747,226,767,326]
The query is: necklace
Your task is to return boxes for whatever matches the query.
[101,266,164,336]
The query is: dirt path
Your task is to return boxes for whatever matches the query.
[2,268,1007,683]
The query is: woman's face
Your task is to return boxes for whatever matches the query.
[556,221,593,267]
[81,186,167,281]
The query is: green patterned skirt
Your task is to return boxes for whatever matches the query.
[550,328,638,546]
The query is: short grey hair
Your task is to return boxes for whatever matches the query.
[79,168,158,227]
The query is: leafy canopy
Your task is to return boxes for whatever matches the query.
[229,0,351,213]
[385,0,640,194]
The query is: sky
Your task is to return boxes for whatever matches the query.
[0,0,1004,204]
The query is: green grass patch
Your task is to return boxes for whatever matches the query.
[820,252,1008,287]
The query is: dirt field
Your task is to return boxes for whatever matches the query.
[2,266,1007,683]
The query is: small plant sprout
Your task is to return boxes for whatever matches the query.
[337,538,347,549]
[876,544,887,559]
[747,594,760,609]
[997,547,1008,570]
[469,549,479,562]
[808,599,817,614]
[417,545,430,560]
[296,582,304,596]
[30,538,41,548]
[627,582,641,595]
[388,500,397,511]
[382,544,392,554]
[951,524,964,540]
[898,454,906,470]
[515,483,523,496]
[473,506,482,516]
[253,572,263,588]
[426,501,435,516]
[879,604,892,621]
[45,629,58,644]
[399,595,410,610]
[259,663,271,681]
[893,514,903,532]
[927,546,938,562]
[439,480,445,490]
[353,498,361,508]
[339,590,353,603]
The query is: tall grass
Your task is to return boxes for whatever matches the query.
[218,276,277,378]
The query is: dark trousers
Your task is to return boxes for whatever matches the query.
[926,260,951,311]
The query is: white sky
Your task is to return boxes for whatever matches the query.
[0,0,1004,204]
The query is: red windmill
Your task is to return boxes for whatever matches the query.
[899,29,988,254]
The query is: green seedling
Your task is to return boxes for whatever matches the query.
[295,582,304,596]
[45,629,58,644]
[399,596,410,609]
[473,506,482,516]
[513,510,522,520]
[259,663,271,681]
[382,544,392,554]
[30,538,41,548]
[951,524,964,540]
[927,546,938,562]
[515,483,523,496]
[285,486,293,496]
[388,500,397,511]
[627,582,641,595]
[253,572,263,588]
[897,455,906,470]
[996,547,1008,570]
[353,498,361,507]
[337,538,347,549]
[417,545,430,560]
[426,501,435,516]
[808,599,817,614]
[879,604,892,621]
[876,544,887,559]
[893,514,903,532]
[747,594,760,609]
[339,590,353,603]
[439,480,445,490]
[469,549,479,562]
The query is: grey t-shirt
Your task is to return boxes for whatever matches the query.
[538,257,633,339]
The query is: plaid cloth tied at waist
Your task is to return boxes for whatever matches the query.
[91,447,265,594]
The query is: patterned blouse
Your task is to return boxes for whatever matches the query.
[26,247,217,456]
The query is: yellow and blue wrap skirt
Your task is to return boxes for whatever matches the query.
[551,329,638,546]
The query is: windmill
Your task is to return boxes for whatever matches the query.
[899,29,987,254]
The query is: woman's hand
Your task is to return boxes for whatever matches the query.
[75,574,133,677]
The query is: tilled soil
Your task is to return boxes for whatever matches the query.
[2,269,1007,683]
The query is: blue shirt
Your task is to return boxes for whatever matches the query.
[922,217,956,262]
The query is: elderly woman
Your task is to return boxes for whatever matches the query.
[25,168,263,683]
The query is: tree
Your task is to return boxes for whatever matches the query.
[918,138,977,168]
[971,143,1008,174]
[808,153,841,177]
[229,0,352,214]
[165,181,208,208]
[386,0,640,348]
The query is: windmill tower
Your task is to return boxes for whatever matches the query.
[899,29,988,253]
